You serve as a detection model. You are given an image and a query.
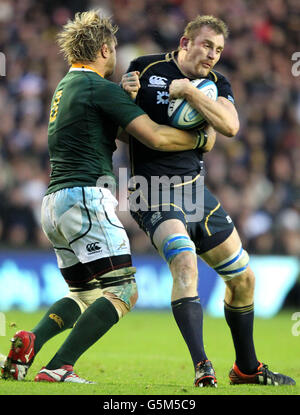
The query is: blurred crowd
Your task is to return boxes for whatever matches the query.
[0,0,299,257]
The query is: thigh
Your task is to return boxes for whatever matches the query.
[188,186,234,255]
[43,187,132,270]
[199,227,242,268]
[41,192,79,269]
[131,204,188,249]
[58,187,131,264]
[152,218,189,249]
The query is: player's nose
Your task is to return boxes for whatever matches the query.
[207,49,217,60]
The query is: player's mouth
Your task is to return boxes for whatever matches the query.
[202,62,212,68]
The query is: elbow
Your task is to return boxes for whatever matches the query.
[225,120,240,137]
[148,136,161,149]
[145,135,162,150]
[148,126,164,149]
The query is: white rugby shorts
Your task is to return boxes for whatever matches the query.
[41,187,131,269]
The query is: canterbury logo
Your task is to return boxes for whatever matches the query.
[148,75,167,87]
[49,313,64,328]
[86,242,102,253]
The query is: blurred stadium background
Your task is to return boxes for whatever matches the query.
[0,0,299,317]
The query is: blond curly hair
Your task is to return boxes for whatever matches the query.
[57,10,118,65]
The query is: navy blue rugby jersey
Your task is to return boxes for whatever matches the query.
[126,50,235,180]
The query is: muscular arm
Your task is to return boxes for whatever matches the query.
[124,114,199,151]
[118,117,216,152]
[202,124,216,152]
[120,72,216,152]
[169,79,240,137]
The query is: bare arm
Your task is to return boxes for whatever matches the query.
[169,79,240,137]
[118,119,216,153]
[124,114,199,151]
[202,124,216,152]
[121,71,216,152]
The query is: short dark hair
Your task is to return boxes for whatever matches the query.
[183,15,229,42]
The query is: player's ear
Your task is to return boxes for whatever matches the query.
[101,43,110,58]
[180,36,189,50]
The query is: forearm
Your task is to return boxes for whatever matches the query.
[152,124,198,151]
[125,114,214,152]
[201,124,216,153]
[185,87,239,137]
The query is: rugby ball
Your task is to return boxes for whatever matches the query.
[168,79,218,129]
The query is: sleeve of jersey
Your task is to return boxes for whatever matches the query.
[126,58,141,74]
[95,81,145,129]
[216,76,235,105]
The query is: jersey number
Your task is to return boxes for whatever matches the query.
[49,89,63,123]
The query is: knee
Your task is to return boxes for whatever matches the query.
[172,251,197,279]
[229,267,255,289]
[66,266,138,320]
[102,275,138,319]
[170,251,198,294]
[159,233,196,266]
[226,267,255,304]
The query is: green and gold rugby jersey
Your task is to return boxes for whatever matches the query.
[46,64,145,195]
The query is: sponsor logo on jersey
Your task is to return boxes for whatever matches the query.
[86,242,102,254]
[148,75,168,88]
[156,91,169,104]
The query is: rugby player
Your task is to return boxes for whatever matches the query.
[121,15,295,387]
[1,10,216,384]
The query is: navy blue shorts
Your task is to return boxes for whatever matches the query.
[130,177,234,255]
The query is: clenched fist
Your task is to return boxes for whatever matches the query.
[121,71,141,100]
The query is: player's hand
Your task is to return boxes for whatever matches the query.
[169,78,191,99]
[121,71,140,100]
[202,124,216,153]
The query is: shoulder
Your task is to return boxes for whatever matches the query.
[208,70,231,85]
[128,53,170,72]
[208,69,235,102]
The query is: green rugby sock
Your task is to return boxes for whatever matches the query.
[32,297,81,354]
[46,297,119,369]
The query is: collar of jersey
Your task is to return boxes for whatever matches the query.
[69,64,103,78]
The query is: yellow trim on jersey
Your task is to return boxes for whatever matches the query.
[173,173,201,188]
[209,71,218,82]
[139,53,172,79]
[171,50,189,77]
[205,202,221,236]
[71,64,103,78]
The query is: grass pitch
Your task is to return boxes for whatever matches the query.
[0,309,299,397]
